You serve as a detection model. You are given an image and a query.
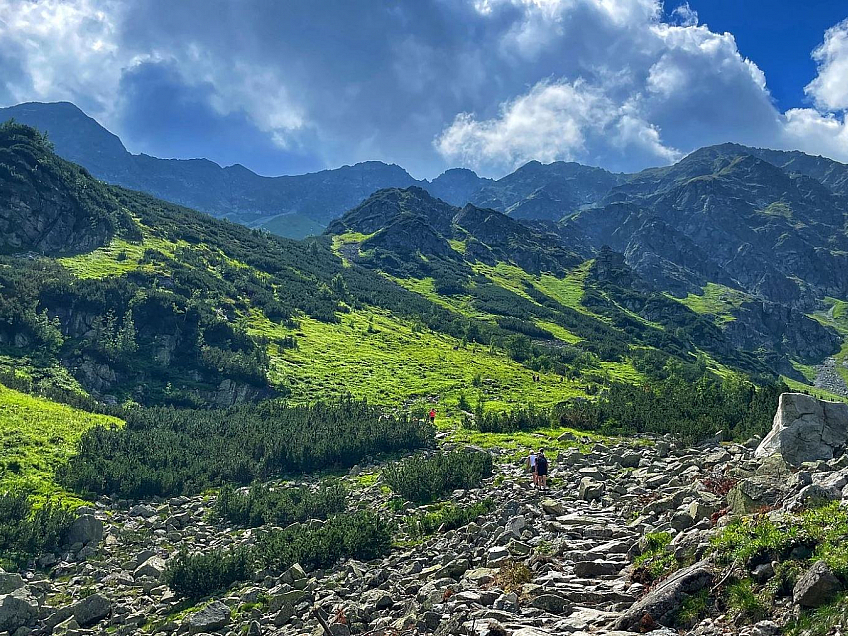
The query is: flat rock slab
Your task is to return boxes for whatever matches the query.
[614,559,713,631]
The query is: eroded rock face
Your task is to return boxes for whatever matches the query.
[755,393,848,465]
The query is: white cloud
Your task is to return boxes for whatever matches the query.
[437,0,848,172]
[1,0,847,175]
[0,0,125,125]
[436,78,681,171]
[805,19,848,112]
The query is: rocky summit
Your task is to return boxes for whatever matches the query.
[3,392,848,636]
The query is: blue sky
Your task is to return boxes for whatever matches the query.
[0,0,846,178]
[688,0,848,110]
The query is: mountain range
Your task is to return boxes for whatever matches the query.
[3,102,848,396]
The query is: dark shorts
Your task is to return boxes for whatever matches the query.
[536,465,548,476]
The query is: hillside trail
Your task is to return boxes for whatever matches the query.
[6,436,748,636]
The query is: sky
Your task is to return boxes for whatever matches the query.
[0,0,847,179]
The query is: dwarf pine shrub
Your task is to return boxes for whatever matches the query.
[165,509,392,599]
[214,480,347,528]
[0,488,77,569]
[404,498,494,538]
[383,449,493,504]
[164,546,254,600]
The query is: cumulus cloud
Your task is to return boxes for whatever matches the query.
[805,19,848,112]
[436,78,680,171]
[436,0,848,172]
[0,0,847,176]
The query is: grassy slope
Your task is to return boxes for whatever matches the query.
[245,308,585,413]
[0,384,122,498]
[678,283,751,324]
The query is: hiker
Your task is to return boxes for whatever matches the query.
[429,408,436,424]
[536,448,549,491]
[527,450,538,488]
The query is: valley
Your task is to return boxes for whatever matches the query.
[2,112,848,636]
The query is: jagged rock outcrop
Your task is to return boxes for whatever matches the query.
[756,393,848,465]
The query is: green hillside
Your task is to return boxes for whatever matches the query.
[0,121,811,500]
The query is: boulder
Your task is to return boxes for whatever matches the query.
[540,499,566,516]
[793,560,841,608]
[0,587,39,633]
[0,572,24,595]
[579,477,604,502]
[727,476,787,515]
[614,560,713,631]
[185,601,231,634]
[134,555,166,580]
[72,593,112,626]
[756,393,848,465]
[65,514,103,547]
[529,593,570,614]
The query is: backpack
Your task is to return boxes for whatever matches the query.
[536,455,548,473]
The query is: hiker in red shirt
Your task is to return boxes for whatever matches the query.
[428,408,436,424]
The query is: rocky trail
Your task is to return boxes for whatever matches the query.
[5,393,848,636]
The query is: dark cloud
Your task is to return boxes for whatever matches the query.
[0,0,846,177]
[118,61,323,174]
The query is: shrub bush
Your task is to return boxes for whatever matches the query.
[255,510,392,571]
[383,449,493,504]
[60,397,435,498]
[214,480,347,528]
[165,510,392,600]
[164,546,254,600]
[404,499,494,538]
[0,488,77,569]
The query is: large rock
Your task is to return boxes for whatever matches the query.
[793,560,841,608]
[185,601,231,634]
[134,555,166,580]
[0,571,24,595]
[727,476,787,515]
[614,560,713,631]
[72,593,112,626]
[65,514,104,547]
[756,393,848,465]
[0,587,39,633]
[579,477,604,502]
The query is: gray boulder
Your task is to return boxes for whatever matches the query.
[72,593,112,626]
[185,601,231,634]
[756,393,848,465]
[579,477,604,502]
[0,587,39,633]
[793,560,841,608]
[65,514,103,547]
[615,560,713,631]
[0,571,24,595]
[134,556,166,580]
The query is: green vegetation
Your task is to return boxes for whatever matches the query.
[704,502,848,629]
[559,368,786,443]
[633,532,677,582]
[0,383,122,497]
[383,449,493,504]
[166,510,392,600]
[213,480,347,528]
[463,404,554,434]
[59,398,434,498]
[164,546,253,601]
[258,213,325,240]
[0,487,77,569]
[404,498,495,538]
[679,283,751,324]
